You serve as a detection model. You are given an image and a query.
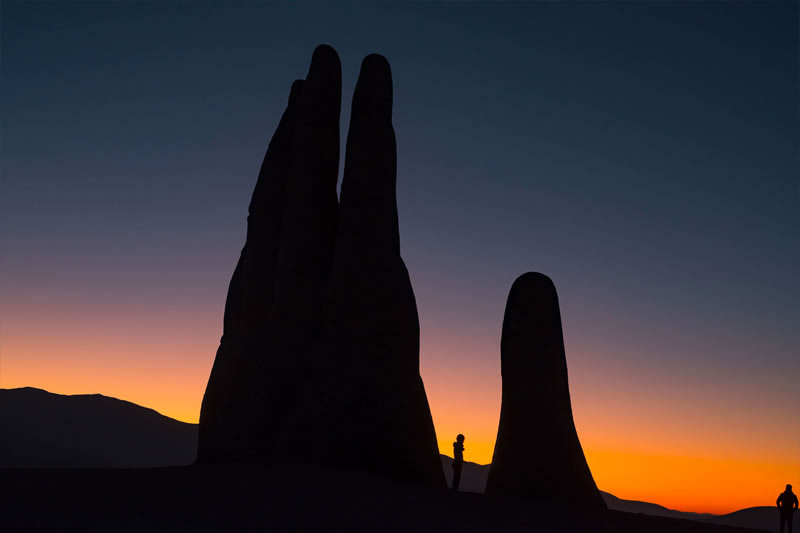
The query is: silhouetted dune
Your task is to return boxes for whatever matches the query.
[440,454,491,493]
[1,465,770,533]
[600,490,714,520]
[705,507,778,532]
[0,387,196,468]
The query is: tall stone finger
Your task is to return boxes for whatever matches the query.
[197,79,304,463]
[321,54,445,488]
[485,272,606,511]
[271,44,341,334]
[327,54,408,367]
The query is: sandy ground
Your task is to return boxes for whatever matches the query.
[1,465,768,532]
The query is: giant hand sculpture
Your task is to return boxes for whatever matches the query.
[197,45,445,488]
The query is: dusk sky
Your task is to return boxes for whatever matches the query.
[1,1,798,514]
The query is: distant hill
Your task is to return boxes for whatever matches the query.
[600,489,714,521]
[0,387,197,468]
[440,454,491,493]
[706,507,777,531]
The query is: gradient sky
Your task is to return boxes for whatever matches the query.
[1,1,798,515]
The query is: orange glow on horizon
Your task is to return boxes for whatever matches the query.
[4,364,797,515]
[2,306,797,515]
[584,449,800,515]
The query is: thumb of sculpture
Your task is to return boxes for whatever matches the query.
[485,272,606,511]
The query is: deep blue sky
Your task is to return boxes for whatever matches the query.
[1,1,798,501]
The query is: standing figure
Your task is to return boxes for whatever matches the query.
[452,434,465,491]
[778,484,798,533]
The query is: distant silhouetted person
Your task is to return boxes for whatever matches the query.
[452,434,465,490]
[778,484,798,533]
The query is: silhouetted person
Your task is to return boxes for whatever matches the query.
[452,434,465,490]
[778,484,798,533]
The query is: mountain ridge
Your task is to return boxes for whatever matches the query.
[0,386,197,468]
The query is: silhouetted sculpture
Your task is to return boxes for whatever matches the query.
[452,434,465,491]
[197,45,445,488]
[778,484,798,533]
[485,273,606,510]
